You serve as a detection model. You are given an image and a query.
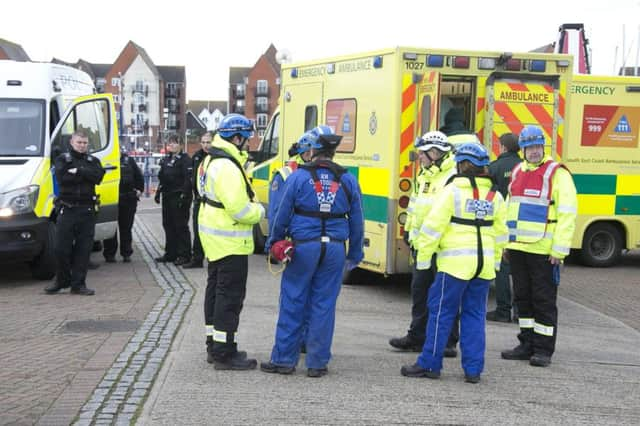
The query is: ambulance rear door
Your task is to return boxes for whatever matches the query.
[484,75,562,158]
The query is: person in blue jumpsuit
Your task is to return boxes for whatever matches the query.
[401,143,508,383]
[261,125,364,378]
[267,132,314,226]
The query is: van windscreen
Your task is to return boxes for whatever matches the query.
[0,99,45,156]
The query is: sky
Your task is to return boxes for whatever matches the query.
[4,0,640,101]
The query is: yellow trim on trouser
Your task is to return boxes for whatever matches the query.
[519,317,534,328]
[534,322,554,336]
[205,325,214,336]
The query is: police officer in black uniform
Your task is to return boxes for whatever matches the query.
[154,134,192,265]
[45,131,105,296]
[183,131,212,269]
[103,149,144,263]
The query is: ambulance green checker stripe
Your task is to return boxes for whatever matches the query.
[574,174,640,215]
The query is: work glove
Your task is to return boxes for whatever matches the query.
[154,190,161,204]
[344,259,358,272]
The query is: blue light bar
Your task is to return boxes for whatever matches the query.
[291,68,298,78]
[373,56,383,68]
[530,60,546,72]
[427,55,444,67]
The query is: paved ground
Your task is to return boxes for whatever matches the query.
[1,198,639,425]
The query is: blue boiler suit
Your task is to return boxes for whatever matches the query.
[266,160,364,369]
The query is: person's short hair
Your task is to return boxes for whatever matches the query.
[71,130,88,140]
[167,134,182,144]
[499,133,519,153]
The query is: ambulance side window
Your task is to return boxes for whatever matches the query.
[420,95,431,135]
[304,106,317,131]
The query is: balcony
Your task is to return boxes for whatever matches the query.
[255,103,269,114]
[167,103,180,113]
[234,84,246,99]
[233,105,245,114]
[165,86,180,98]
[255,86,269,96]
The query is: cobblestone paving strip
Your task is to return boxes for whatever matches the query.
[74,220,193,425]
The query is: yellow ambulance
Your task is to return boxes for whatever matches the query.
[564,73,640,266]
[248,47,578,277]
[0,60,120,279]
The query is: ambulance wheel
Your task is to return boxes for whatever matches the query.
[580,223,622,267]
[253,224,266,254]
[30,222,57,280]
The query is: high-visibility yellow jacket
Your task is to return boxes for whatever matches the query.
[415,175,509,280]
[408,154,456,245]
[506,155,577,259]
[197,136,265,261]
[404,165,432,242]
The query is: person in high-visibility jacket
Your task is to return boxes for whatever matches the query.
[197,113,265,371]
[501,125,577,368]
[260,125,364,378]
[389,131,460,358]
[267,132,313,226]
[401,142,508,383]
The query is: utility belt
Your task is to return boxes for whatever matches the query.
[293,236,345,245]
[56,195,99,208]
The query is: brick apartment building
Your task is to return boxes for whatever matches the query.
[229,44,281,150]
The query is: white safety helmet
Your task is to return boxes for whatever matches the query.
[414,130,452,152]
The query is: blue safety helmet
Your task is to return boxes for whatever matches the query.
[217,113,255,140]
[296,131,315,154]
[308,125,342,150]
[454,142,490,167]
[518,125,545,149]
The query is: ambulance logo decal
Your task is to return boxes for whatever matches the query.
[369,111,377,135]
[614,115,631,133]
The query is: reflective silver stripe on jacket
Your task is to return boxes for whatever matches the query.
[199,223,253,238]
[551,244,570,255]
[419,224,442,240]
[233,203,253,220]
[438,248,494,258]
[557,204,577,214]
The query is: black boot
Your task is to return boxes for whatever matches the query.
[530,353,552,367]
[389,335,423,352]
[501,343,533,360]
[213,351,257,370]
[260,362,295,375]
[182,260,203,269]
[44,282,69,294]
[70,286,95,296]
[400,364,440,379]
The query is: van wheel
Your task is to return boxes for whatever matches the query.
[580,223,622,267]
[30,222,57,280]
[253,224,266,254]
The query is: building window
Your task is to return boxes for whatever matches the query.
[235,83,246,98]
[256,113,268,128]
[113,94,120,104]
[111,77,120,87]
[258,129,265,138]
[256,80,268,96]
[256,97,268,113]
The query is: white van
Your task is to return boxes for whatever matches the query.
[0,60,120,279]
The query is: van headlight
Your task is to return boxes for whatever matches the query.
[0,185,40,217]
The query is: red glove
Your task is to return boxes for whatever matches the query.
[270,240,294,263]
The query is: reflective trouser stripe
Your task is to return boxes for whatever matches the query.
[519,317,534,328]
[212,328,236,343]
[534,322,554,336]
[205,325,214,336]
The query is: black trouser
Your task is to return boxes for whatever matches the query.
[55,205,96,289]
[204,255,248,360]
[191,200,204,262]
[104,194,137,258]
[161,192,191,260]
[408,253,459,347]
[509,249,558,356]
